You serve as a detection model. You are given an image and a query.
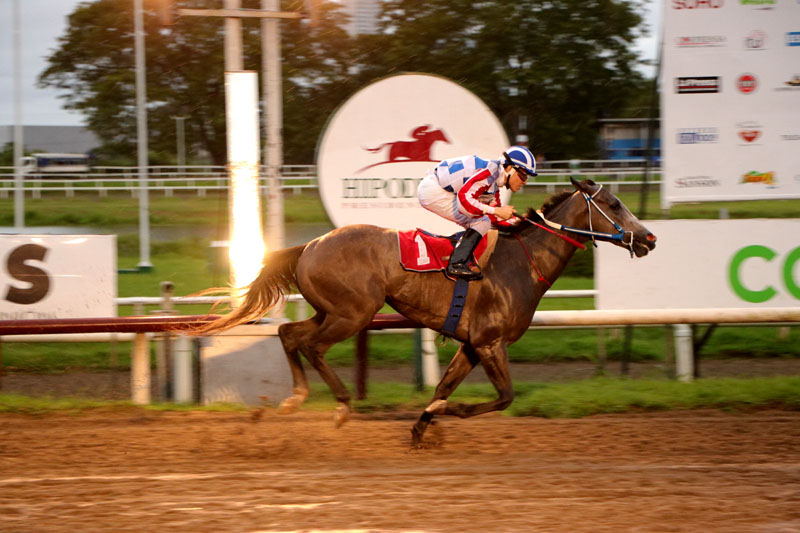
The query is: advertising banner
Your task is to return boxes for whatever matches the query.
[316,73,509,235]
[0,235,116,319]
[661,0,800,206]
[595,219,800,309]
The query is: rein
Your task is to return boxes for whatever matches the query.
[533,184,636,257]
[512,233,551,288]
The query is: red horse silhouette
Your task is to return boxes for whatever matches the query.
[359,125,450,172]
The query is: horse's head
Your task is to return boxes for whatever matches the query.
[567,177,657,257]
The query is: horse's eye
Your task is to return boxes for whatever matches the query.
[610,202,621,211]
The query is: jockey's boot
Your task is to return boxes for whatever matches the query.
[446,228,483,281]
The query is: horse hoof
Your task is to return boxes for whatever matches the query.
[424,399,448,415]
[334,404,351,428]
[277,396,303,415]
[410,428,423,447]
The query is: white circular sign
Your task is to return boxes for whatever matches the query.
[316,73,509,234]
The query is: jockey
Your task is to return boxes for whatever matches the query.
[417,145,537,280]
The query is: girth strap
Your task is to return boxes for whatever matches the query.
[442,278,470,337]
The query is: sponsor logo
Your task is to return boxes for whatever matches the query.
[737,73,758,93]
[741,171,775,185]
[676,76,721,93]
[780,133,800,141]
[675,176,721,187]
[775,75,800,91]
[787,32,800,47]
[676,127,719,144]
[677,35,727,47]
[744,30,767,50]
[737,121,762,144]
[740,0,775,8]
[673,0,723,7]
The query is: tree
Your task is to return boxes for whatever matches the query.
[40,0,649,164]
[361,0,649,159]
[39,0,359,165]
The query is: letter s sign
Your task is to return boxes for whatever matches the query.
[4,244,51,305]
[728,245,800,303]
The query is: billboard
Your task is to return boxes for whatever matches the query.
[316,73,509,235]
[0,235,116,319]
[661,0,800,207]
[595,219,800,309]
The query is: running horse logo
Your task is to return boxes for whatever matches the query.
[358,125,450,173]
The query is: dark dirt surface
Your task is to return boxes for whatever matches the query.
[2,358,800,401]
[1,409,799,532]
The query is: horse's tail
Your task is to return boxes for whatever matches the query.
[193,244,306,335]
[364,143,388,153]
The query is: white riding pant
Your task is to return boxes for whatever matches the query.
[417,173,491,236]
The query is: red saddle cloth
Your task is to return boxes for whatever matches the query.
[397,229,489,272]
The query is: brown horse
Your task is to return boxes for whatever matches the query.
[197,178,656,445]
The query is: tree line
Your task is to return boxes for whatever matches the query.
[38,0,653,165]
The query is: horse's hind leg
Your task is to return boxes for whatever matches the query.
[276,319,318,414]
[411,343,480,446]
[283,312,373,427]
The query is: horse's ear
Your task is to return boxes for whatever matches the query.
[571,177,598,195]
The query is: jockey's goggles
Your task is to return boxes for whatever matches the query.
[509,164,536,181]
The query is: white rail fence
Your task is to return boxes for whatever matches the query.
[4,290,796,387]
[0,160,661,198]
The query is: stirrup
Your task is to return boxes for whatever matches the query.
[446,262,483,281]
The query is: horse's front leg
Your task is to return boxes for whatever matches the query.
[442,340,514,419]
[411,343,479,446]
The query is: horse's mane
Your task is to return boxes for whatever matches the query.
[501,190,573,235]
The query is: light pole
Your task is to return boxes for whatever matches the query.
[133,0,152,270]
[12,0,24,229]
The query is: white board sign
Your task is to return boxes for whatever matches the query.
[595,219,800,309]
[0,235,116,319]
[661,0,800,206]
[316,73,510,234]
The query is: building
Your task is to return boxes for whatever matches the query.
[342,0,380,36]
[0,125,100,154]
[597,118,660,162]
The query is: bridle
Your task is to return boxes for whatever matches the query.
[533,184,636,257]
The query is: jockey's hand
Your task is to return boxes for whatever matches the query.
[493,205,515,220]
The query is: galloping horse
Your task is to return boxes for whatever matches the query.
[197,178,656,445]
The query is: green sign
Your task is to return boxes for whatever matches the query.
[728,245,800,303]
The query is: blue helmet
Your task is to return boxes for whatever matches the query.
[502,146,537,177]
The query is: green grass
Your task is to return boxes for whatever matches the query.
[302,376,800,417]
[4,376,798,417]
[507,376,800,418]
[0,190,331,227]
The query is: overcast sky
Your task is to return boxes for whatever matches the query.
[0,0,663,127]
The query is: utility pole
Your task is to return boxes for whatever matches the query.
[176,2,302,297]
[262,0,284,253]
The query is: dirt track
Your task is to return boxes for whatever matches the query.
[1,409,799,532]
